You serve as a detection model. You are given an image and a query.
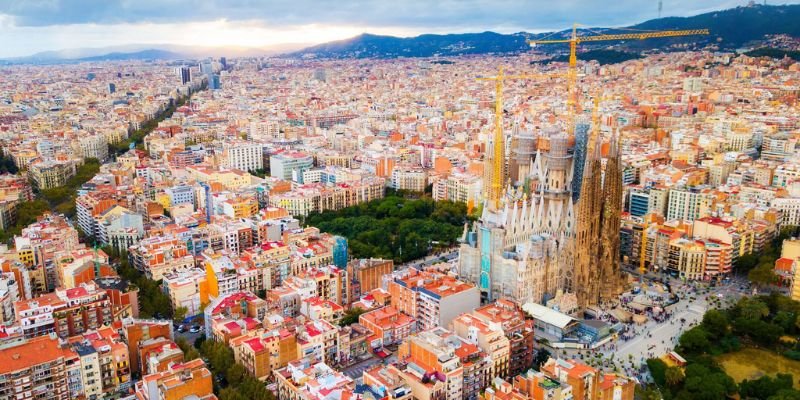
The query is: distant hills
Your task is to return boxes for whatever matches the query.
[290,4,800,60]
[76,49,185,62]
[287,32,531,59]
[3,4,800,65]
[0,43,309,65]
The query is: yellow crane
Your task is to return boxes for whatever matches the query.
[477,66,564,210]
[529,25,709,134]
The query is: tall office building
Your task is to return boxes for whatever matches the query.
[332,236,348,268]
[209,74,221,90]
[108,83,116,94]
[177,66,191,85]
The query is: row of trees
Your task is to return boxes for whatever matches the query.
[0,148,18,174]
[304,195,471,263]
[739,226,799,288]
[0,158,101,244]
[646,294,800,399]
[103,246,174,319]
[2,84,200,243]
[108,89,195,156]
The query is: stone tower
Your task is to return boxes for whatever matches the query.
[573,124,625,310]
[573,133,603,309]
[599,131,624,303]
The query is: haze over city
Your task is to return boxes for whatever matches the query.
[1,0,799,57]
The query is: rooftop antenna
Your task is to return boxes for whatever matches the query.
[658,0,663,18]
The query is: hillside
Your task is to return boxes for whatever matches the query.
[290,32,530,59]
[77,49,184,62]
[289,4,800,60]
[533,49,643,66]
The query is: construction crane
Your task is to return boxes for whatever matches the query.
[529,25,709,134]
[477,66,564,210]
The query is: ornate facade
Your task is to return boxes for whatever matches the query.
[573,129,625,309]
[459,117,624,312]
[459,130,576,305]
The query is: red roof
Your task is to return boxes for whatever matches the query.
[245,338,265,353]
[776,258,795,273]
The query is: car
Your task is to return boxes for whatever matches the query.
[190,325,201,333]
[177,325,186,333]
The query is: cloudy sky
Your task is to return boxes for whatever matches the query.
[1,0,798,58]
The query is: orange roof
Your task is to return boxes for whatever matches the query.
[0,336,75,374]
[776,258,795,273]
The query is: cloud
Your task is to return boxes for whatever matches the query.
[1,0,799,58]
[1,0,789,30]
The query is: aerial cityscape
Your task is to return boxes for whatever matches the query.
[3,1,800,399]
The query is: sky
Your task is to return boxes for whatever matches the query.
[1,0,799,58]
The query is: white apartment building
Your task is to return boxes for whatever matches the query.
[667,187,711,221]
[223,141,264,172]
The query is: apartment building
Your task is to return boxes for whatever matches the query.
[270,151,314,183]
[230,327,298,381]
[135,358,216,400]
[274,359,354,400]
[28,159,77,190]
[203,291,268,338]
[396,327,475,400]
[128,236,195,280]
[269,178,385,217]
[15,281,114,339]
[223,141,265,172]
[388,269,480,331]
[360,306,416,349]
[541,358,634,400]
[162,267,208,316]
[391,165,428,192]
[0,335,78,400]
[482,369,573,400]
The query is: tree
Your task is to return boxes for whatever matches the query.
[665,366,685,387]
[635,385,664,400]
[219,388,248,400]
[679,326,710,354]
[771,389,800,400]
[0,148,18,174]
[738,297,770,321]
[749,263,778,289]
[340,307,366,326]
[173,306,188,324]
[675,363,735,400]
[736,252,760,272]
[646,358,668,387]
[226,363,247,387]
[702,309,729,339]
[533,349,551,371]
[739,373,795,400]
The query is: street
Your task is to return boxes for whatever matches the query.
[402,248,459,270]
[560,273,751,381]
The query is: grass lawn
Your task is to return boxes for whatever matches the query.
[717,348,800,389]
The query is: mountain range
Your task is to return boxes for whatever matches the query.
[290,4,800,59]
[3,4,800,64]
[0,43,308,65]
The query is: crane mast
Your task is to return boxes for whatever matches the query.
[477,67,564,210]
[529,27,709,135]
